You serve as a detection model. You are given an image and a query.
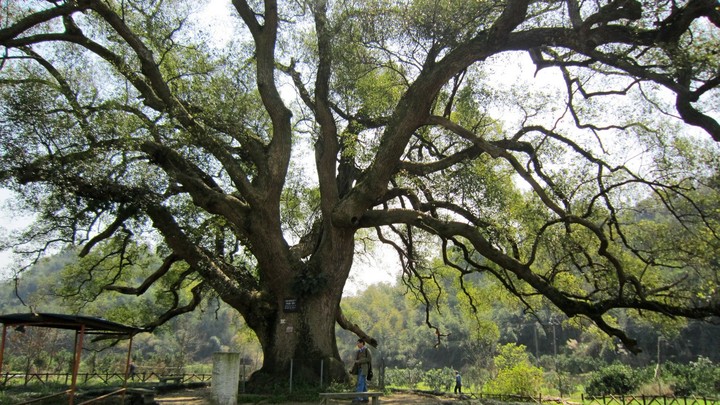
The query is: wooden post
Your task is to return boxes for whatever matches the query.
[121,335,134,404]
[0,324,7,376]
[320,359,324,388]
[69,325,85,405]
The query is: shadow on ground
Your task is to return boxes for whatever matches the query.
[157,387,479,404]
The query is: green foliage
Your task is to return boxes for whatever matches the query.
[585,364,642,396]
[664,357,720,396]
[385,366,425,388]
[0,253,262,374]
[1,0,719,392]
[0,383,71,405]
[485,344,545,395]
[406,0,494,46]
[383,366,458,392]
[424,367,455,392]
[5,244,720,397]
[556,353,605,374]
[486,362,544,395]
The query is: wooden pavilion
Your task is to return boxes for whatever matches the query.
[0,313,144,405]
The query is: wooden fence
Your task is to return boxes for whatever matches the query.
[0,372,211,387]
[582,395,720,405]
[445,392,720,405]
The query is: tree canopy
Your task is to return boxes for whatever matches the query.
[0,0,718,386]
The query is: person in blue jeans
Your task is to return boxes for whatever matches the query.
[352,338,372,403]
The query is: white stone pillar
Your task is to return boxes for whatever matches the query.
[212,352,241,405]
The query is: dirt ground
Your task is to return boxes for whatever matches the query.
[318,392,464,404]
[155,387,213,404]
[156,387,467,404]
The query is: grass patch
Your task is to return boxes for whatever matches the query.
[0,384,70,405]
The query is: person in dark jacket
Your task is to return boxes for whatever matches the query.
[352,338,372,403]
[454,371,462,394]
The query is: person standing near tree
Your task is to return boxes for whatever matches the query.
[454,371,462,394]
[351,338,372,403]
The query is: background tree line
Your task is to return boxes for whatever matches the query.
[337,271,720,396]
[1,248,718,396]
[0,249,262,376]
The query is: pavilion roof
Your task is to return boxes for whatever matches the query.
[0,312,144,336]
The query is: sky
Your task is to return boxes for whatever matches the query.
[0,188,31,280]
[0,0,664,292]
[0,0,555,289]
[0,187,400,292]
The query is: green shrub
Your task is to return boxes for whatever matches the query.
[385,366,424,388]
[486,363,544,395]
[664,357,720,396]
[585,364,640,396]
[485,344,544,396]
[557,353,606,374]
[424,367,454,392]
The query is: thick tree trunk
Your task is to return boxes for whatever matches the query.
[245,291,348,390]
[239,228,356,391]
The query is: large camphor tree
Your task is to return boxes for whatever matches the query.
[0,0,718,387]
